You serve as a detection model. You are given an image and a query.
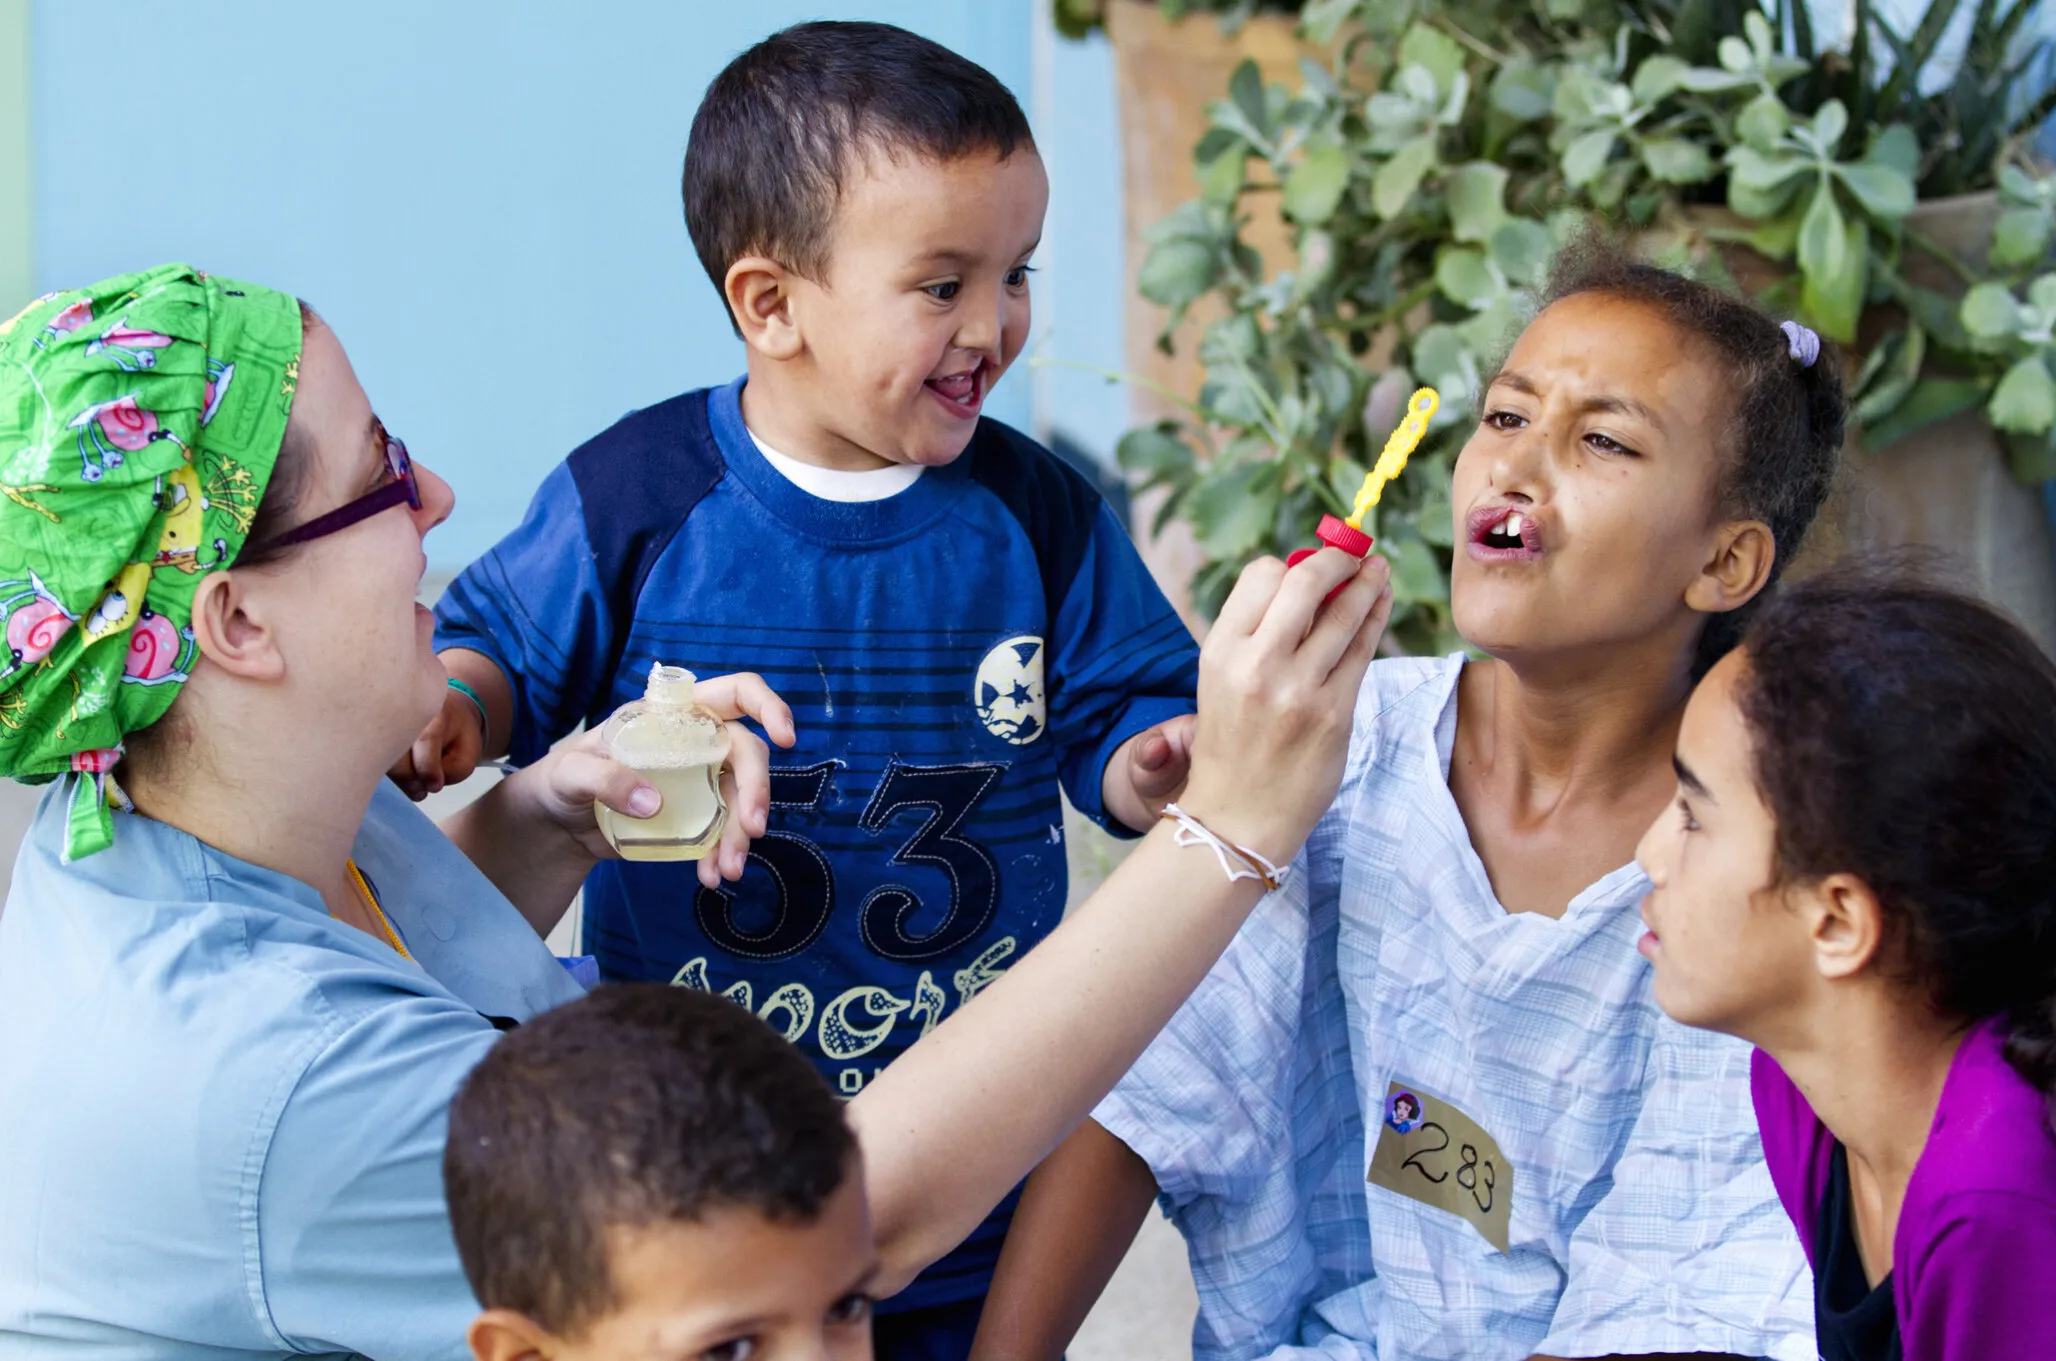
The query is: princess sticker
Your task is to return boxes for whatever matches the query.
[1386,1089,1424,1135]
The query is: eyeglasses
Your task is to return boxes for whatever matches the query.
[244,418,422,557]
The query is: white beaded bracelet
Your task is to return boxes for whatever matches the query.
[1159,802,1291,892]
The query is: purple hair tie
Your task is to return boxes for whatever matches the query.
[1780,320,1821,369]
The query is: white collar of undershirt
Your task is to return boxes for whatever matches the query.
[746,426,924,503]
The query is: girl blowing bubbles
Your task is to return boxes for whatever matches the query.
[1639,567,2056,1361]
[976,242,1849,1361]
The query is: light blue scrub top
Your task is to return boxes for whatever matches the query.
[0,776,588,1359]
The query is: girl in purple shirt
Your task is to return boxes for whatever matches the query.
[1634,565,2056,1361]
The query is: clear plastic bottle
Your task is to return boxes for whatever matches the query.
[595,663,729,861]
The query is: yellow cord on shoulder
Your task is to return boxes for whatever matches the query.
[1345,387,1439,530]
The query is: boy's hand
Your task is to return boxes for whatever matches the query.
[533,672,799,891]
[1103,713,1196,834]
[389,688,485,801]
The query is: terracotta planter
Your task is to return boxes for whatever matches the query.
[1107,0,1322,632]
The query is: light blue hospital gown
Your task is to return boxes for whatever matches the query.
[0,778,587,1360]
[1095,656,1811,1361]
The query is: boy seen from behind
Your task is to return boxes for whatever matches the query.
[447,984,876,1361]
[407,22,1200,1354]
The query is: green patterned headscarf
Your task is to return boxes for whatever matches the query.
[0,264,301,860]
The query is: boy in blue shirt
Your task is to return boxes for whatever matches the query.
[401,21,1199,1358]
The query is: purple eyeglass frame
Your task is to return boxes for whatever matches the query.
[244,420,421,557]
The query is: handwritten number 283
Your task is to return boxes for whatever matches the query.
[1401,1120,1497,1214]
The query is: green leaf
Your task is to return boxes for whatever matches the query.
[1833,163,1916,221]
[1631,55,1690,104]
[1561,128,1618,188]
[1729,173,1804,221]
[1811,99,1849,155]
[1727,146,1812,193]
[1457,300,1523,357]
[1795,180,1847,284]
[2006,430,2056,484]
[1411,322,1473,392]
[2000,164,2044,203]
[1384,532,1447,605]
[1399,23,1466,99]
[1799,198,1865,345]
[1296,56,1341,101]
[1366,92,1427,139]
[1718,34,1752,73]
[1435,247,1503,307]
[1436,70,1471,128]
[1283,141,1351,224]
[2030,276,2056,322]
[1640,138,1714,184]
[1228,60,1270,142]
[1677,65,1753,93]
[1489,218,1555,285]
[1373,137,1439,220]
[1138,237,1219,311]
[1396,64,1440,106]
[1186,462,1281,558]
[1552,68,1602,121]
[1490,63,1555,121]
[1744,212,1802,259]
[1300,0,1361,44]
[1744,9,1776,62]
[1990,356,2056,434]
[1735,93,1790,150]
[1199,147,1246,207]
[1445,162,1510,244]
[1865,125,1920,181]
[1962,281,2024,339]
[1992,207,2055,269]
[1853,326,1926,429]
[1116,424,1198,480]
[1860,377,1990,451]
[1198,312,1264,366]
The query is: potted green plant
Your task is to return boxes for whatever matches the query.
[1098,0,2056,651]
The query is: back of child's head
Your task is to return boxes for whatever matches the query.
[1542,235,1848,670]
[1736,562,2056,1115]
[444,983,856,1337]
[683,21,1034,298]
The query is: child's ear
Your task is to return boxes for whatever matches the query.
[466,1308,557,1361]
[1800,871,1888,982]
[1683,518,1775,617]
[725,255,803,362]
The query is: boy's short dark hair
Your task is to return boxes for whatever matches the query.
[444,984,856,1335]
[682,20,1034,296]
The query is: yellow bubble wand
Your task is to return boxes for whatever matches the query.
[1289,386,1441,567]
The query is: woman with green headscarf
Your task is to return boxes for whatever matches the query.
[0,265,1390,1358]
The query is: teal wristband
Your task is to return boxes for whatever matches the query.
[447,677,491,753]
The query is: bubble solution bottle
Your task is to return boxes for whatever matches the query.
[595,663,729,862]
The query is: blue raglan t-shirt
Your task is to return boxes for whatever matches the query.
[434,377,1198,1309]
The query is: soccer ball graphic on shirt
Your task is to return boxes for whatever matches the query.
[975,635,1045,745]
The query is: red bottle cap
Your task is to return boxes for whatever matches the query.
[1287,515,1375,570]
[1315,514,1374,557]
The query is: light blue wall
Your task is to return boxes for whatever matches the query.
[1035,29,1131,466]
[31,2,1116,570]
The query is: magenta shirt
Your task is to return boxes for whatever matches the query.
[1753,1018,2056,1361]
